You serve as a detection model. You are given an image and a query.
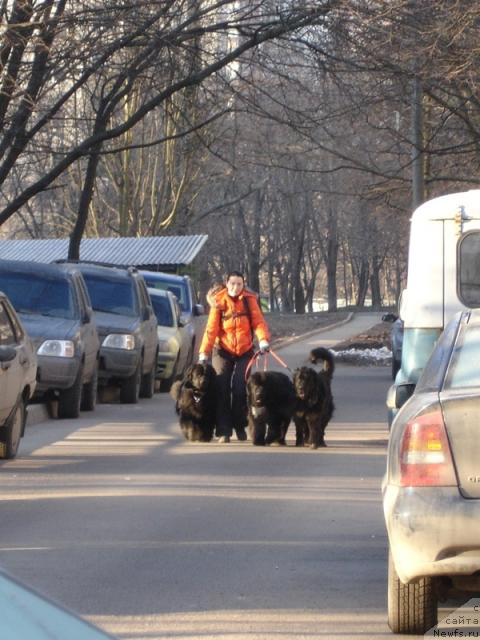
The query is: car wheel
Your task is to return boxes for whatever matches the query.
[388,550,437,634]
[0,397,26,459]
[139,355,156,399]
[160,357,179,393]
[58,365,84,419]
[81,366,98,411]
[120,361,141,404]
[392,357,401,380]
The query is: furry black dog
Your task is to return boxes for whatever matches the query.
[292,347,335,449]
[246,371,296,446]
[170,363,217,442]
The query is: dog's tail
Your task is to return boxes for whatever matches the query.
[309,347,335,379]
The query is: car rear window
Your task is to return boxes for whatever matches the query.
[0,272,75,319]
[444,322,480,389]
[143,277,188,311]
[82,274,137,317]
[151,296,174,327]
[458,232,480,307]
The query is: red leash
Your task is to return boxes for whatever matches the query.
[244,348,292,381]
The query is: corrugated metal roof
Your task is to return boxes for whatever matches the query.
[0,235,208,267]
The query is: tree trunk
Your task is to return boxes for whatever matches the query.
[68,143,102,259]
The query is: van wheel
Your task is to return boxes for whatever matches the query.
[0,398,26,459]
[139,356,156,399]
[58,366,83,419]
[81,366,98,411]
[120,362,141,404]
[388,550,437,634]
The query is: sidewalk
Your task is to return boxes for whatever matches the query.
[270,311,385,371]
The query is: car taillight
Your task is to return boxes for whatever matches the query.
[400,409,457,487]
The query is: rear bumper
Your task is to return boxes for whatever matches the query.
[384,484,480,583]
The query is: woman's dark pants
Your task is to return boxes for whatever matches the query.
[212,348,253,438]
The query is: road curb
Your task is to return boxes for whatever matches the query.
[271,312,355,350]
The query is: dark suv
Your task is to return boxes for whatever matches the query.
[140,271,203,365]
[68,264,158,403]
[0,260,100,419]
[0,292,37,459]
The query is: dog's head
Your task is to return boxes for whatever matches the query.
[293,366,319,404]
[183,363,215,401]
[247,371,270,408]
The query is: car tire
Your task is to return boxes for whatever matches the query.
[58,365,84,419]
[388,550,437,634]
[81,366,98,411]
[0,397,26,459]
[160,356,179,393]
[139,355,156,399]
[120,361,141,404]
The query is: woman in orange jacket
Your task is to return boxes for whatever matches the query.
[199,271,270,443]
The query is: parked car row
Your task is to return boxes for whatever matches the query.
[0,259,204,460]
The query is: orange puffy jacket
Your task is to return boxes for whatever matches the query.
[199,288,270,357]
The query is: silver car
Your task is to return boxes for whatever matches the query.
[148,288,191,391]
[384,309,480,634]
[0,292,37,459]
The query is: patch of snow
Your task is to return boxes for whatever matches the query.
[332,346,392,366]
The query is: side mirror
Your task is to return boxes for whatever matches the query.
[382,313,398,323]
[387,383,416,410]
[193,304,205,317]
[143,307,152,321]
[82,309,92,324]
[0,345,16,363]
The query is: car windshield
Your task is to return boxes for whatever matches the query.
[143,277,188,312]
[151,296,174,327]
[0,272,75,319]
[82,274,137,317]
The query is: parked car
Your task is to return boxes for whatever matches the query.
[140,271,203,366]
[0,291,37,459]
[0,568,116,639]
[64,263,158,403]
[384,308,480,634]
[148,288,191,390]
[0,260,99,420]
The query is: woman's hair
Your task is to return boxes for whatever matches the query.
[226,271,245,282]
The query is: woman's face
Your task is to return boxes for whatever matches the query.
[226,275,244,297]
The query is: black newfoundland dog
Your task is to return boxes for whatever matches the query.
[170,363,217,442]
[246,371,296,446]
[292,347,335,449]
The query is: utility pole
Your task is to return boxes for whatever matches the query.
[411,75,425,210]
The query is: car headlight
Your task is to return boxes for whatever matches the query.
[102,334,135,350]
[37,340,75,358]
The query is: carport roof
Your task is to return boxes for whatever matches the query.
[0,235,208,269]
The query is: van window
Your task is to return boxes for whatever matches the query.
[458,232,480,307]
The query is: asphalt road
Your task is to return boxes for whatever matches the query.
[0,312,424,639]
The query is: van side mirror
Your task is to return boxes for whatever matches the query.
[143,307,152,321]
[82,309,92,324]
[194,304,204,316]
[387,383,416,410]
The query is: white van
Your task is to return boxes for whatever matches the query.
[389,190,480,412]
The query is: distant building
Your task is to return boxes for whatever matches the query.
[0,235,208,273]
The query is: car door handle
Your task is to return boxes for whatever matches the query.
[19,356,28,366]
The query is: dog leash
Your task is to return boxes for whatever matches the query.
[245,348,292,381]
